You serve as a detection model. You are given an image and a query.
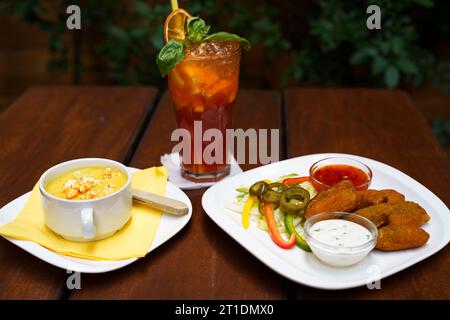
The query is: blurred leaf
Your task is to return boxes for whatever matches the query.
[350,51,366,65]
[371,57,388,76]
[149,25,164,49]
[385,66,400,88]
[415,0,434,8]
[0,2,11,14]
[46,58,68,72]
[397,59,418,75]
[350,47,377,64]
[379,42,391,55]
[134,0,152,17]
[48,35,62,53]
[130,27,148,39]
[107,26,129,41]
[432,118,450,147]
[392,37,404,55]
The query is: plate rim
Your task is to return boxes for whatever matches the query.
[0,167,193,273]
[202,152,450,290]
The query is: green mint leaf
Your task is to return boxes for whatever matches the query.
[203,32,251,51]
[156,39,184,77]
[187,16,210,43]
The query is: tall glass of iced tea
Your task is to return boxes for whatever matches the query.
[167,41,241,182]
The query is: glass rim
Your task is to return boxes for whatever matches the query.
[303,212,378,253]
[309,156,373,190]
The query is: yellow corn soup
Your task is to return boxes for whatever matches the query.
[46,166,128,200]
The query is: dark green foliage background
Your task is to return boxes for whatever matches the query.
[1,0,449,144]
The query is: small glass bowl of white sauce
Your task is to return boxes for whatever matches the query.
[304,212,378,267]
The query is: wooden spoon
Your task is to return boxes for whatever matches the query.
[131,188,189,216]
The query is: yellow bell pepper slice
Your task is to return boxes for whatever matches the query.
[242,195,255,229]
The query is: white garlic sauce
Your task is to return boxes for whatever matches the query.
[309,219,372,249]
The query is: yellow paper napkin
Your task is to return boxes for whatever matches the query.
[0,166,168,261]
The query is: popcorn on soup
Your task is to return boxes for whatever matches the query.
[45,166,128,200]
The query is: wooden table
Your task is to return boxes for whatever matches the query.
[0,86,448,300]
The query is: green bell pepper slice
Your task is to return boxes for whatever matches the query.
[284,212,311,252]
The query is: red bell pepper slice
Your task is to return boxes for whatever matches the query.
[282,176,310,186]
[263,202,296,249]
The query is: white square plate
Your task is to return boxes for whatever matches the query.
[0,167,192,273]
[202,153,450,290]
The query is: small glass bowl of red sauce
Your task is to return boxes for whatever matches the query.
[309,157,372,192]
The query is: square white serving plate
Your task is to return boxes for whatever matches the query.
[0,167,192,273]
[202,153,450,290]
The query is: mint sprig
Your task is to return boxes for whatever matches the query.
[156,39,184,77]
[156,16,250,77]
[203,32,251,51]
[187,16,210,42]
[186,16,251,51]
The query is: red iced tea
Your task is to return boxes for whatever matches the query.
[168,41,241,182]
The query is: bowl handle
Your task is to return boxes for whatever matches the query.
[81,208,96,240]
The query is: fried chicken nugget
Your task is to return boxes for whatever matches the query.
[379,189,405,204]
[305,180,357,218]
[376,225,429,251]
[354,203,394,227]
[354,189,406,210]
[387,201,430,226]
[354,190,386,210]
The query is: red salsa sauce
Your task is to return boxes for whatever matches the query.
[312,164,370,191]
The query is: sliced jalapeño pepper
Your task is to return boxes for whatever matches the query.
[262,183,287,204]
[249,181,269,198]
[268,182,287,193]
[280,187,310,214]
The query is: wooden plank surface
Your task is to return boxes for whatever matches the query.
[285,88,450,299]
[3,87,448,300]
[71,90,286,299]
[0,86,157,299]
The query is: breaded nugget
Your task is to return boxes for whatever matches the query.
[379,189,405,204]
[353,189,406,211]
[354,190,386,210]
[376,225,429,251]
[387,201,430,226]
[354,203,394,227]
[305,180,357,218]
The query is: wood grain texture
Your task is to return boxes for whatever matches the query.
[71,90,285,299]
[3,87,448,300]
[0,86,157,299]
[285,88,450,299]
